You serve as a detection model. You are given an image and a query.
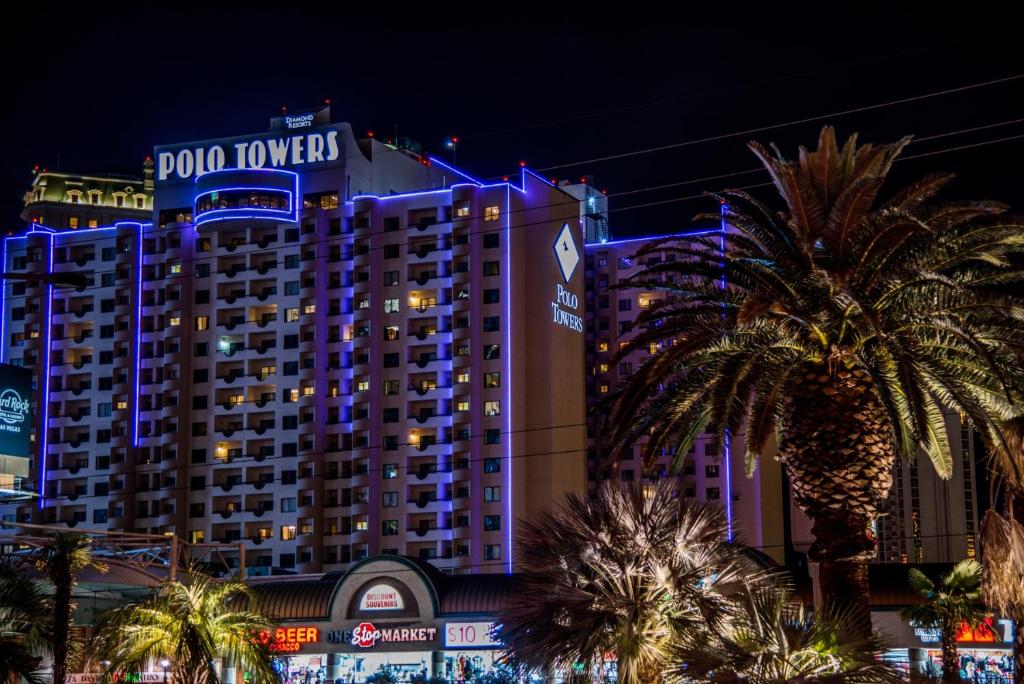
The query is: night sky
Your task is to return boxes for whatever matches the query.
[1,6,1021,238]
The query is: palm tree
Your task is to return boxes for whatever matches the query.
[667,583,903,683]
[603,126,1024,629]
[980,416,1024,677]
[495,481,766,684]
[901,560,986,682]
[91,572,277,684]
[34,532,106,684]
[0,556,51,684]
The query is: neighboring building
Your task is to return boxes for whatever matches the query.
[582,230,787,564]
[20,167,153,229]
[1,109,587,576]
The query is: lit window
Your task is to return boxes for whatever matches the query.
[356,379,369,392]
[281,525,296,541]
[384,298,400,314]
[87,220,98,228]
[194,316,209,331]
[485,544,501,560]
[303,303,315,315]
[383,464,398,479]
[285,308,299,322]
[69,217,79,229]
[457,370,470,384]
[302,385,314,396]
[484,401,500,416]
[169,315,180,326]
[484,372,500,389]
[456,203,470,217]
[115,400,127,410]
[649,343,659,355]
[383,380,399,395]
[357,297,370,310]
[169,262,182,275]
[457,400,470,412]
[355,519,368,531]
[287,388,298,403]
[384,325,400,341]
[484,486,501,502]
[599,363,609,373]
[597,341,609,352]
[484,205,500,221]
[600,384,609,394]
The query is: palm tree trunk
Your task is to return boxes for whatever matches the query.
[51,574,72,684]
[940,617,959,683]
[779,364,895,635]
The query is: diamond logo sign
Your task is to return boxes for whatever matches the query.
[553,222,580,283]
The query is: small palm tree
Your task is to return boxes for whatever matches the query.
[0,556,52,684]
[603,126,1024,629]
[34,532,106,684]
[91,572,277,684]
[901,560,986,682]
[495,482,765,684]
[667,582,903,683]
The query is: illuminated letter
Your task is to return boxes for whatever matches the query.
[291,135,305,165]
[234,142,248,169]
[326,130,339,161]
[268,138,289,167]
[175,150,194,179]
[248,141,267,169]
[207,145,226,172]
[195,147,205,177]
[157,153,174,181]
[307,134,325,163]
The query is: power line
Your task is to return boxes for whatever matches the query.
[538,73,1024,171]
[3,117,1023,309]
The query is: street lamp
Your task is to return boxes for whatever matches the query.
[160,658,170,683]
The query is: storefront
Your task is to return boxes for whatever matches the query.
[247,556,517,684]
[874,611,1015,681]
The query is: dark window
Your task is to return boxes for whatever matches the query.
[484,458,501,473]
[483,316,500,332]
[483,232,499,249]
[483,289,500,304]
[193,369,208,383]
[383,352,399,368]
[190,476,205,491]
[195,290,210,305]
[284,334,299,349]
[484,515,501,531]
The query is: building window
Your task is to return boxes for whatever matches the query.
[384,325,400,341]
[355,519,368,532]
[483,316,500,332]
[484,486,501,502]
[384,298,400,314]
[483,232,499,249]
[706,488,721,501]
[383,271,399,286]
[286,308,299,322]
[484,400,500,416]
[483,289,500,304]
[194,316,209,331]
[485,544,501,560]
[618,298,633,312]
[484,344,500,360]
[484,515,501,531]
[484,458,501,473]
[483,261,500,276]
[484,205,500,221]
[457,370,470,384]
[383,380,399,395]
[706,465,720,478]
[382,520,399,536]
[383,464,398,479]
[281,498,297,512]
[484,372,500,389]
[383,492,398,507]
[281,525,296,541]
[485,429,501,445]
[457,400,470,412]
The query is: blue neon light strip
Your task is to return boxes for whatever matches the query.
[504,184,513,574]
[193,169,299,226]
[39,232,54,508]
[426,156,485,186]
[0,236,7,365]
[719,203,734,541]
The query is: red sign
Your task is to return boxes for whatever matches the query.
[255,626,320,653]
[956,617,998,643]
[351,622,382,648]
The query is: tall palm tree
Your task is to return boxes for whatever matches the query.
[603,126,1024,629]
[91,572,277,684]
[34,532,106,684]
[901,560,986,683]
[495,481,766,684]
[667,583,903,683]
[0,556,51,684]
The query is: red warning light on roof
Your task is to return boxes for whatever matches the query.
[519,161,526,167]
[367,131,375,138]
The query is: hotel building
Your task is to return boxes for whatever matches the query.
[1,110,587,575]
